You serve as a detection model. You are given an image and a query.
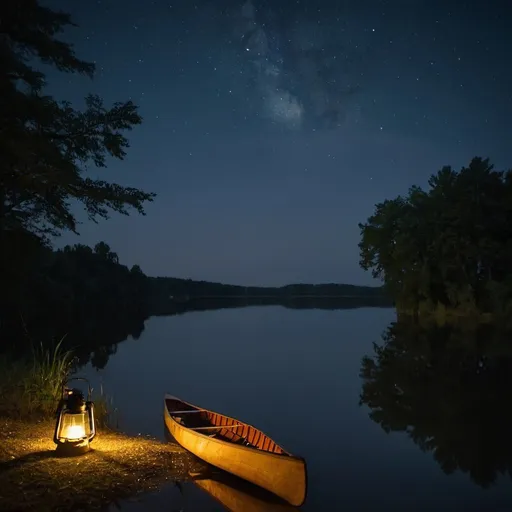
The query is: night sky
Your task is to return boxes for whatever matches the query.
[46,0,511,286]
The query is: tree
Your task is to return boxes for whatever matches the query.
[358,157,512,315]
[94,241,119,263]
[0,0,156,246]
[130,264,145,276]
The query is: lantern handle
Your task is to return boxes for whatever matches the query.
[62,376,93,401]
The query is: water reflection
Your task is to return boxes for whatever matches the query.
[360,319,512,489]
[151,295,392,317]
[79,307,512,510]
[106,470,300,512]
[190,470,300,512]
[73,298,390,370]
[71,313,145,369]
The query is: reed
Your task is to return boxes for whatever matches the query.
[0,338,111,423]
[94,382,119,429]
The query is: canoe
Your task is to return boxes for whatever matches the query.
[163,394,307,507]
[190,469,301,512]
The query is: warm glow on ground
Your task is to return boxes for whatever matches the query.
[0,418,206,511]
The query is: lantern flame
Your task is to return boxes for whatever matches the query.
[63,424,86,440]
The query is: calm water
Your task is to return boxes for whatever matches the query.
[80,306,512,511]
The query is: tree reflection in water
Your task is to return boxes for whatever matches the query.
[360,320,512,488]
[71,312,147,370]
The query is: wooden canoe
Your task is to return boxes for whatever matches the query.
[163,394,307,507]
[191,469,300,512]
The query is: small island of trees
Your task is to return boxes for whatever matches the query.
[358,157,512,321]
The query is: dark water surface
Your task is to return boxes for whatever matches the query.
[79,306,512,511]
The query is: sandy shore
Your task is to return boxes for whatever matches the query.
[0,418,207,511]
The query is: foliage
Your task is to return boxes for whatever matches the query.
[0,240,151,352]
[0,338,73,418]
[0,336,116,427]
[0,0,155,244]
[360,320,512,488]
[358,157,512,315]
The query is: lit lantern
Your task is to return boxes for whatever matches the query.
[54,377,96,456]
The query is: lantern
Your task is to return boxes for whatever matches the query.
[54,377,96,456]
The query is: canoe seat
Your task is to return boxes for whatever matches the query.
[171,410,202,414]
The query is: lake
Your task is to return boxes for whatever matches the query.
[79,306,512,511]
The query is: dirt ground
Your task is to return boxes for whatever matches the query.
[0,418,207,511]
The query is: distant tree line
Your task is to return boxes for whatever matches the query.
[149,277,386,301]
[359,157,512,319]
[1,233,388,351]
[1,240,151,351]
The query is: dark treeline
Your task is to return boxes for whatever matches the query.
[1,234,388,354]
[150,276,386,301]
[360,320,512,488]
[359,157,512,319]
[2,239,149,355]
[151,294,391,317]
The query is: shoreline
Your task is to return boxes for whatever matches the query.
[0,418,205,511]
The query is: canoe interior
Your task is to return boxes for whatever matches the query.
[165,397,289,456]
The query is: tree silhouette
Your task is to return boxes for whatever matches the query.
[358,157,512,315]
[94,242,119,263]
[0,0,155,245]
[130,264,145,277]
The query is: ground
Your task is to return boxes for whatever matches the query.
[0,418,207,511]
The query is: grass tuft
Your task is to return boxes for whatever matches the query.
[0,339,110,424]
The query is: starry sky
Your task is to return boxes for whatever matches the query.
[45,0,511,286]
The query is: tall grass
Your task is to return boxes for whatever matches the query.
[93,382,119,429]
[0,338,72,418]
[29,338,75,416]
[0,338,113,424]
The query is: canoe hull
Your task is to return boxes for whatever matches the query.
[164,395,307,507]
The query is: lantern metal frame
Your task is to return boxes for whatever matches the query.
[53,377,96,456]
